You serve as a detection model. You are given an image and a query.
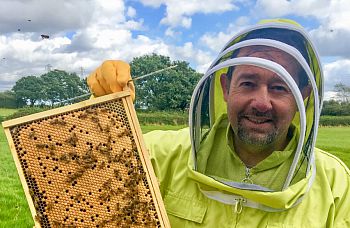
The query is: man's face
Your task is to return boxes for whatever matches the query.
[221,47,301,148]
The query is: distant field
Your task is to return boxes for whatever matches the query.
[0,111,349,227]
[316,126,350,166]
[0,108,17,117]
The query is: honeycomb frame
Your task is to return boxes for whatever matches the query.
[2,91,170,228]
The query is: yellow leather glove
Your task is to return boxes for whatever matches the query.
[87,60,135,101]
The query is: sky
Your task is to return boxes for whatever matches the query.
[1,0,350,100]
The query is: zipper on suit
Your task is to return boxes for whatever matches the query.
[242,166,253,184]
[233,198,245,227]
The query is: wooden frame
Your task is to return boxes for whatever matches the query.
[2,91,170,228]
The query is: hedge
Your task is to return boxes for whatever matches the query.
[136,110,188,125]
[319,115,350,126]
[4,107,350,127]
[5,107,50,120]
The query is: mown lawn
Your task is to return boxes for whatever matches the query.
[316,126,350,166]
[0,121,348,227]
[0,108,17,117]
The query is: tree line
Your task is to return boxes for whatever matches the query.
[0,53,349,114]
[0,54,202,111]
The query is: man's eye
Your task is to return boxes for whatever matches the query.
[271,85,288,92]
[240,81,255,88]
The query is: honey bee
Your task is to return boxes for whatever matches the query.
[36,143,46,149]
[104,124,110,133]
[91,116,99,123]
[74,193,82,202]
[66,169,84,183]
[34,214,43,223]
[65,133,78,147]
[100,108,109,113]
[51,220,62,227]
[97,122,104,132]
[85,108,97,115]
[46,202,54,212]
[114,169,121,179]
[11,126,19,134]
[28,131,36,139]
[78,112,88,119]
[98,161,106,169]
[97,220,108,228]
[49,119,66,126]
[96,143,111,157]
[98,192,111,202]
[110,118,116,126]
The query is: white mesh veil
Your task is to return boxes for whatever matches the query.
[188,23,324,210]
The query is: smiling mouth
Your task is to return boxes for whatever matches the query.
[244,116,273,124]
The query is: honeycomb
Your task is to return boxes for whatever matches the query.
[3,94,169,228]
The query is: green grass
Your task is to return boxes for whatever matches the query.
[0,108,17,117]
[0,126,34,227]
[0,124,348,227]
[140,124,186,133]
[316,126,350,166]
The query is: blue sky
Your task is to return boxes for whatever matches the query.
[1,0,350,100]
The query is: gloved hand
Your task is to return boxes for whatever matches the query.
[87,60,135,101]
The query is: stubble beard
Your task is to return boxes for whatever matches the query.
[236,113,278,146]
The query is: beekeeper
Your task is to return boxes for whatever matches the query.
[87,19,350,227]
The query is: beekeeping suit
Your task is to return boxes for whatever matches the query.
[144,19,350,227]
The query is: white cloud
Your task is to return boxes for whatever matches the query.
[168,42,213,73]
[323,59,350,92]
[0,0,94,34]
[127,6,137,18]
[139,0,165,8]
[253,0,350,58]
[0,0,149,91]
[199,16,251,52]
[141,0,239,29]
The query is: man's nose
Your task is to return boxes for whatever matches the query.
[250,86,272,112]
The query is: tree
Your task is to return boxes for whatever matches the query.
[12,76,44,106]
[0,90,23,108]
[130,54,202,111]
[41,70,89,105]
[334,83,350,103]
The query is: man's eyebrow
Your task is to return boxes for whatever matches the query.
[235,73,259,80]
[269,76,288,84]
